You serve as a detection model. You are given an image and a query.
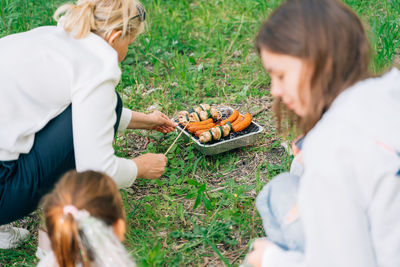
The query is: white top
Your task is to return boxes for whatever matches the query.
[0,25,137,188]
[262,68,400,267]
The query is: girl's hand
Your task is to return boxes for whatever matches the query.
[147,110,177,133]
[246,239,270,267]
[133,153,168,179]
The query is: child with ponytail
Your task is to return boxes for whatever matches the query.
[245,0,400,266]
[37,170,135,267]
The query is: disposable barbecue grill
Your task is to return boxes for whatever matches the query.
[176,106,263,155]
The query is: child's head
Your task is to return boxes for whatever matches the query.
[42,170,133,267]
[257,0,371,133]
[54,0,145,61]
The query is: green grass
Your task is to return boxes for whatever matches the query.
[0,0,399,266]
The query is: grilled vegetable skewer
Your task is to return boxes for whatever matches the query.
[189,112,201,122]
[194,104,211,113]
[177,105,220,125]
[199,122,232,143]
[209,107,221,120]
[178,114,190,125]
[199,113,253,143]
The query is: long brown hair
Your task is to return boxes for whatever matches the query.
[257,0,371,133]
[41,170,125,267]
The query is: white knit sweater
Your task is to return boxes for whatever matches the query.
[0,25,137,188]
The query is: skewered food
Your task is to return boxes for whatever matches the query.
[199,110,212,121]
[177,106,253,143]
[177,105,221,124]
[195,129,208,137]
[177,110,189,117]
[194,104,211,113]
[178,114,190,125]
[210,107,221,120]
[189,112,201,122]
[199,122,232,143]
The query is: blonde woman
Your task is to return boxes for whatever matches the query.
[0,0,175,247]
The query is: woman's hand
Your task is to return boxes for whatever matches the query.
[246,239,270,267]
[133,153,168,179]
[147,110,177,133]
[128,110,177,133]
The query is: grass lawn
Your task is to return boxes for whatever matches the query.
[0,0,399,266]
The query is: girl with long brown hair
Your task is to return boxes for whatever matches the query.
[37,170,135,267]
[245,0,400,266]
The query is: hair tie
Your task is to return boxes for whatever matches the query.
[63,205,90,222]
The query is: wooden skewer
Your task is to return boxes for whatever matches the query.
[164,124,188,155]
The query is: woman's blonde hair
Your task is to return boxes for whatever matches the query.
[42,170,126,267]
[54,0,145,39]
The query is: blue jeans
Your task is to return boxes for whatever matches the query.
[0,93,123,225]
[256,160,305,252]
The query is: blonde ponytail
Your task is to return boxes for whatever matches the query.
[54,0,145,39]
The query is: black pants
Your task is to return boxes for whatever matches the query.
[0,93,123,224]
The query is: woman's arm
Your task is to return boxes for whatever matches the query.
[72,81,173,185]
[72,80,138,188]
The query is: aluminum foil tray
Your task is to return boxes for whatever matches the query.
[176,106,264,155]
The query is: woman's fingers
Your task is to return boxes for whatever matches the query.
[155,126,168,132]
[161,117,177,128]
[149,110,177,131]
[154,126,165,133]
[157,111,177,128]
[155,126,167,133]
[133,153,167,179]
[164,126,175,132]
[155,126,175,133]
[154,123,176,133]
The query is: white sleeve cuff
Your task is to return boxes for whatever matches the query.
[113,157,138,188]
[118,108,132,132]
